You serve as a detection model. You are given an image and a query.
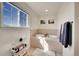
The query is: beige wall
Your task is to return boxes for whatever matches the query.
[57,2,75,56]
[74,3,79,56]
[0,2,39,56]
[30,14,40,30]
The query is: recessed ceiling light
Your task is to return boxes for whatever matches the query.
[45,9,48,12]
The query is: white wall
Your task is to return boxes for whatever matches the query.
[57,3,75,56]
[30,13,40,30]
[0,28,30,56]
[0,2,39,56]
[38,15,58,29]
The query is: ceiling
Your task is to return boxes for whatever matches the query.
[26,2,62,19]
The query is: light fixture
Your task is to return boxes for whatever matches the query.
[45,9,48,12]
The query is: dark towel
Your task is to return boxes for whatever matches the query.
[67,22,72,46]
[63,22,72,48]
[59,24,65,45]
[59,22,72,48]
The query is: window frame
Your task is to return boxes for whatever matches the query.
[19,10,27,26]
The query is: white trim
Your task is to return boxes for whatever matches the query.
[18,10,20,27]
[26,14,29,27]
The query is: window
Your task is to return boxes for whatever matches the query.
[3,2,12,26]
[20,11,26,26]
[2,2,28,27]
[11,6,18,25]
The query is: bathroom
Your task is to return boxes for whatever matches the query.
[0,2,79,56]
